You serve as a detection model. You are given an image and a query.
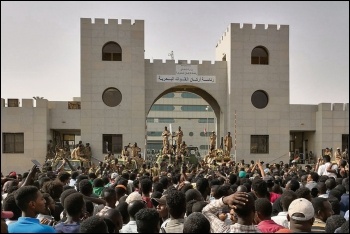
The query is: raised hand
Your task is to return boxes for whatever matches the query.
[222,192,249,209]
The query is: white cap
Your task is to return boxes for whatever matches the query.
[337,147,340,149]
[125,192,143,204]
[111,172,118,179]
[288,198,314,221]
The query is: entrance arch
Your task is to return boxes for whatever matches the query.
[146,85,224,156]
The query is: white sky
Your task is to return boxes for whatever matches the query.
[1,1,349,104]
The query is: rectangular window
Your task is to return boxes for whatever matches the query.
[3,133,24,153]
[103,134,122,154]
[250,135,269,154]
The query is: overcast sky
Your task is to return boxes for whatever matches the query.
[1,1,349,104]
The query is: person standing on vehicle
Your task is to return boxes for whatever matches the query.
[224,132,233,156]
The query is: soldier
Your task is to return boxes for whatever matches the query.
[130,142,141,158]
[121,145,130,161]
[175,126,184,154]
[334,147,342,163]
[52,146,65,167]
[46,140,55,161]
[210,131,216,152]
[84,143,92,167]
[161,126,171,149]
[151,163,160,177]
[63,141,71,158]
[324,147,332,156]
[104,151,115,164]
[224,132,233,156]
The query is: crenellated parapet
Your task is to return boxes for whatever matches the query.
[216,23,289,46]
[80,18,144,31]
[317,103,349,111]
[145,59,225,66]
[0,98,83,110]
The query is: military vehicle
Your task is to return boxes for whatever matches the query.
[53,160,82,173]
[156,145,201,166]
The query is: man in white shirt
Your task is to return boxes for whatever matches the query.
[271,190,297,228]
[322,155,338,179]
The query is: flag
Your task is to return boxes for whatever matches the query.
[169,124,172,135]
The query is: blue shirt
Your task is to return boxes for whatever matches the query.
[8,217,56,233]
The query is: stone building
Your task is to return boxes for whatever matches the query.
[1,18,348,174]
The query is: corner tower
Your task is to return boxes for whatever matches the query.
[216,23,290,161]
[80,18,145,155]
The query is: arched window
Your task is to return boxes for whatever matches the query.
[251,46,268,65]
[102,42,122,61]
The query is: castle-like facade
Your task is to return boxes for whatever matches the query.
[1,18,348,174]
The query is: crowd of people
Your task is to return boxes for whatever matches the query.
[1,131,349,233]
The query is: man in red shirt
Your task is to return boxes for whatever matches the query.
[255,198,284,233]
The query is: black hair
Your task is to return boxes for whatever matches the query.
[103,209,122,233]
[128,200,146,219]
[84,199,94,216]
[281,190,297,211]
[57,171,71,184]
[242,182,251,192]
[295,187,311,200]
[185,189,203,202]
[229,173,237,185]
[80,216,108,233]
[152,182,164,194]
[319,175,329,183]
[93,178,104,188]
[342,177,349,192]
[41,180,64,200]
[317,182,327,194]
[59,188,77,207]
[79,179,93,195]
[3,193,22,220]
[166,188,186,219]
[14,185,39,211]
[159,176,169,188]
[191,201,208,213]
[88,172,97,180]
[235,193,255,218]
[287,179,300,192]
[64,193,85,216]
[151,191,162,199]
[38,176,51,188]
[323,155,331,162]
[186,199,197,216]
[328,197,341,215]
[255,198,272,218]
[340,220,349,233]
[183,212,210,233]
[329,189,342,201]
[334,184,346,195]
[117,178,128,187]
[135,208,159,233]
[325,215,346,233]
[196,177,209,194]
[312,197,328,215]
[309,172,319,182]
[140,178,152,194]
[116,201,129,225]
[325,178,336,191]
[216,184,233,198]
[115,186,127,198]
[252,179,269,198]
[7,185,18,195]
[180,183,193,194]
[101,176,109,186]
